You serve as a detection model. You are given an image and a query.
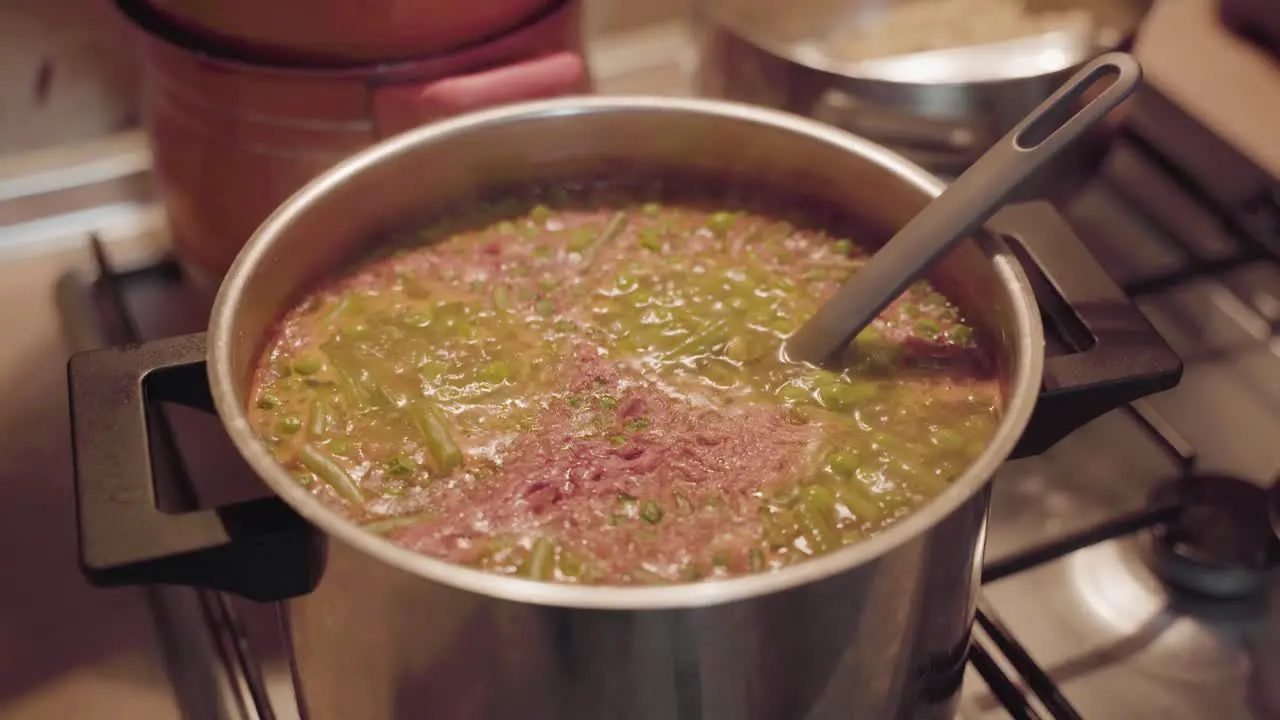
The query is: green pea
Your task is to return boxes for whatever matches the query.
[597,394,618,411]
[639,228,663,252]
[293,354,323,375]
[949,325,974,344]
[833,239,854,255]
[711,551,731,569]
[778,384,812,404]
[748,548,766,572]
[275,416,302,435]
[641,500,665,524]
[568,227,596,252]
[827,451,860,478]
[641,202,662,217]
[707,211,736,236]
[327,438,352,457]
[724,335,765,363]
[915,318,942,339]
[480,361,512,384]
[535,298,556,315]
[530,204,552,223]
[497,220,517,234]
[256,394,281,410]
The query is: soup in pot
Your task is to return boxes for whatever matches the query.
[247,176,1002,585]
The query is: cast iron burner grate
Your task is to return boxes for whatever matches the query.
[68,83,1280,720]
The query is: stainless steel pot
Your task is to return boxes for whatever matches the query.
[693,0,1154,198]
[68,97,1181,719]
[145,0,560,64]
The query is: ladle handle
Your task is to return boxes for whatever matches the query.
[786,52,1142,364]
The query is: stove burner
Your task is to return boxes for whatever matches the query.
[1148,474,1280,600]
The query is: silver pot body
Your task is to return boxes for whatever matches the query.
[691,0,1153,198]
[207,97,1046,719]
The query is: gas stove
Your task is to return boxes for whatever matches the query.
[53,23,1280,720]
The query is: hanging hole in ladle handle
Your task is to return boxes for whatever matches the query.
[1010,52,1142,154]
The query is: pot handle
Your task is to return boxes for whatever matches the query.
[989,201,1183,458]
[68,332,323,602]
[372,50,590,137]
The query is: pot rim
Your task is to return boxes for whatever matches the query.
[208,95,1044,610]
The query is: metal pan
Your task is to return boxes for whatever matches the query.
[692,0,1154,197]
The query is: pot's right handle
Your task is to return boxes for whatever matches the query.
[68,332,323,602]
[988,201,1183,458]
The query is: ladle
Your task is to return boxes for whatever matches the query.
[785,51,1142,365]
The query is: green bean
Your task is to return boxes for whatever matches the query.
[748,548,766,573]
[321,295,353,325]
[298,443,363,503]
[798,484,839,553]
[835,479,882,525]
[491,285,510,312]
[362,512,435,534]
[666,318,729,359]
[384,455,416,477]
[307,396,329,437]
[321,344,373,409]
[583,211,631,266]
[523,537,556,580]
[818,381,876,411]
[406,400,462,474]
[673,491,693,515]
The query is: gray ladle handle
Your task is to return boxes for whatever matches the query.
[785,52,1143,365]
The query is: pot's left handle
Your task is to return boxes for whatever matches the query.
[68,332,323,602]
[372,50,591,137]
